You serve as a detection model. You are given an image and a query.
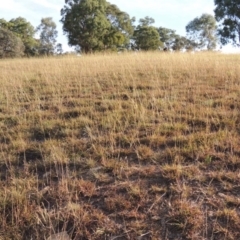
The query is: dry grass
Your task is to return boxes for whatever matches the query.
[0,52,240,239]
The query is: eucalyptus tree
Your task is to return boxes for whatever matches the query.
[186,13,218,50]
[104,4,135,50]
[0,17,38,56]
[0,28,25,58]
[36,17,58,55]
[214,0,240,46]
[158,27,177,50]
[60,0,134,53]
[55,43,63,55]
[133,16,162,50]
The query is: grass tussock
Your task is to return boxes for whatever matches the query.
[0,52,240,239]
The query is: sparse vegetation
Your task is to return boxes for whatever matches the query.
[0,52,240,239]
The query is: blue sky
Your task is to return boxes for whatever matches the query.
[1,0,238,52]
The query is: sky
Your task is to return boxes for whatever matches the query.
[1,0,239,53]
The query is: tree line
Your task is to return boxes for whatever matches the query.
[0,0,239,58]
[0,17,61,58]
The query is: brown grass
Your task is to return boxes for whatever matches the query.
[0,52,240,239]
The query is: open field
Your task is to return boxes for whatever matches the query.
[0,52,240,239]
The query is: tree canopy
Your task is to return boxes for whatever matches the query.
[158,27,177,49]
[158,27,194,51]
[36,17,58,55]
[133,17,162,51]
[0,17,38,56]
[186,13,218,50]
[104,4,135,50]
[214,0,240,46]
[0,28,25,58]
[61,0,134,53]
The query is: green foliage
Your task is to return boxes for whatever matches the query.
[56,43,63,55]
[60,0,134,53]
[186,14,218,50]
[158,27,177,49]
[36,17,58,55]
[158,27,195,51]
[0,17,38,56]
[214,0,240,46]
[133,17,162,50]
[104,4,135,50]
[172,36,195,51]
[61,0,111,53]
[0,28,25,58]
[134,26,161,50]
[139,16,155,27]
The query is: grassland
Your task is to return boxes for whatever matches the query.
[0,52,240,239]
